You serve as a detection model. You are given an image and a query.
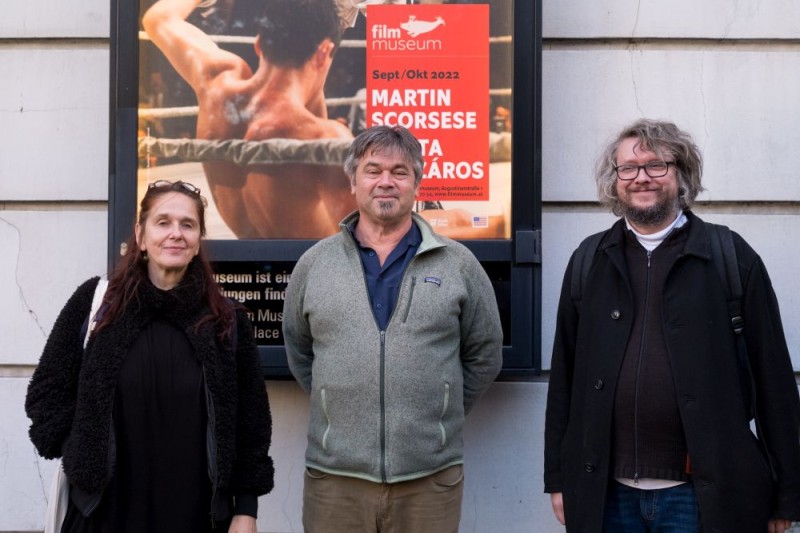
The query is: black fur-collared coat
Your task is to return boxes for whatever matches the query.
[25,262,274,513]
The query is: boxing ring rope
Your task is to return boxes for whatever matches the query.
[138,133,512,166]
[138,31,512,48]
[139,88,512,120]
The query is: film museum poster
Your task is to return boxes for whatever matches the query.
[136,0,513,345]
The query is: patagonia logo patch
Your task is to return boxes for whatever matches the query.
[424,276,442,286]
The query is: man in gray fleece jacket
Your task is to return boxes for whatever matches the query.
[283,125,503,532]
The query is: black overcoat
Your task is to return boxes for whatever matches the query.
[544,212,800,532]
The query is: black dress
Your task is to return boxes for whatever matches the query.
[62,318,230,533]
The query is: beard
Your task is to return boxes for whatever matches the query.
[377,199,397,215]
[618,194,680,228]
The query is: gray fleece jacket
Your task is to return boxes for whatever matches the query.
[283,212,503,483]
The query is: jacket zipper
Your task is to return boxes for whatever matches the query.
[355,246,418,483]
[633,249,652,486]
[347,226,437,483]
[379,330,387,482]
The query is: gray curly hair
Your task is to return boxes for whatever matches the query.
[596,119,704,216]
[344,125,425,187]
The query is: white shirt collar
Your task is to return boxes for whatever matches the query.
[625,211,688,251]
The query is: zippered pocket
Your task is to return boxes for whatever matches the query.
[321,388,331,451]
[438,382,451,448]
[401,276,416,323]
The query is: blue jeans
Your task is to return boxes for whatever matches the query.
[602,481,699,532]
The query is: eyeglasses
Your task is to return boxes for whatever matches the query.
[614,161,674,181]
[147,180,201,195]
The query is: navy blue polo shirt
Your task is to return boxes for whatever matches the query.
[350,221,422,330]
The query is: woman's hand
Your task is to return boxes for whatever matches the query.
[768,518,792,533]
[228,514,257,533]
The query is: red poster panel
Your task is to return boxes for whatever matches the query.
[367,5,490,201]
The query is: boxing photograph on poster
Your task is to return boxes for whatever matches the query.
[137,0,513,240]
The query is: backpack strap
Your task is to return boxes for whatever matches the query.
[707,223,744,333]
[707,223,755,420]
[571,231,606,303]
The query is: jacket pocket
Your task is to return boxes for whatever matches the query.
[304,467,329,480]
[320,388,331,452]
[430,464,464,488]
[438,382,451,449]
[400,277,416,323]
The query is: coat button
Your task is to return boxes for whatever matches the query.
[611,310,621,320]
[594,380,604,390]
[584,463,595,473]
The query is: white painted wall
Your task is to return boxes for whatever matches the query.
[1,1,798,531]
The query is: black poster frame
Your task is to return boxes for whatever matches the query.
[109,0,541,378]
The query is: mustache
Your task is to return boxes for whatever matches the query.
[371,191,399,199]
[374,195,399,202]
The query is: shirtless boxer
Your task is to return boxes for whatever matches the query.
[143,0,354,238]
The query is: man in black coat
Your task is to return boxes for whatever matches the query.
[544,119,800,532]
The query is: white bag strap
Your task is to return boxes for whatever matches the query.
[83,277,109,349]
[44,463,69,533]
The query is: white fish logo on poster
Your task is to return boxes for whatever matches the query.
[399,15,445,38]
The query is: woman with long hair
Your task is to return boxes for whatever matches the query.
[26,180,273,533]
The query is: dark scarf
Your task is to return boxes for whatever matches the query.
[64,260,225,492]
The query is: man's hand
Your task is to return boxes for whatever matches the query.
[335,1,422,30]
[768,518,793,533]
[550,492,565,525]
[228,514,257,533]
